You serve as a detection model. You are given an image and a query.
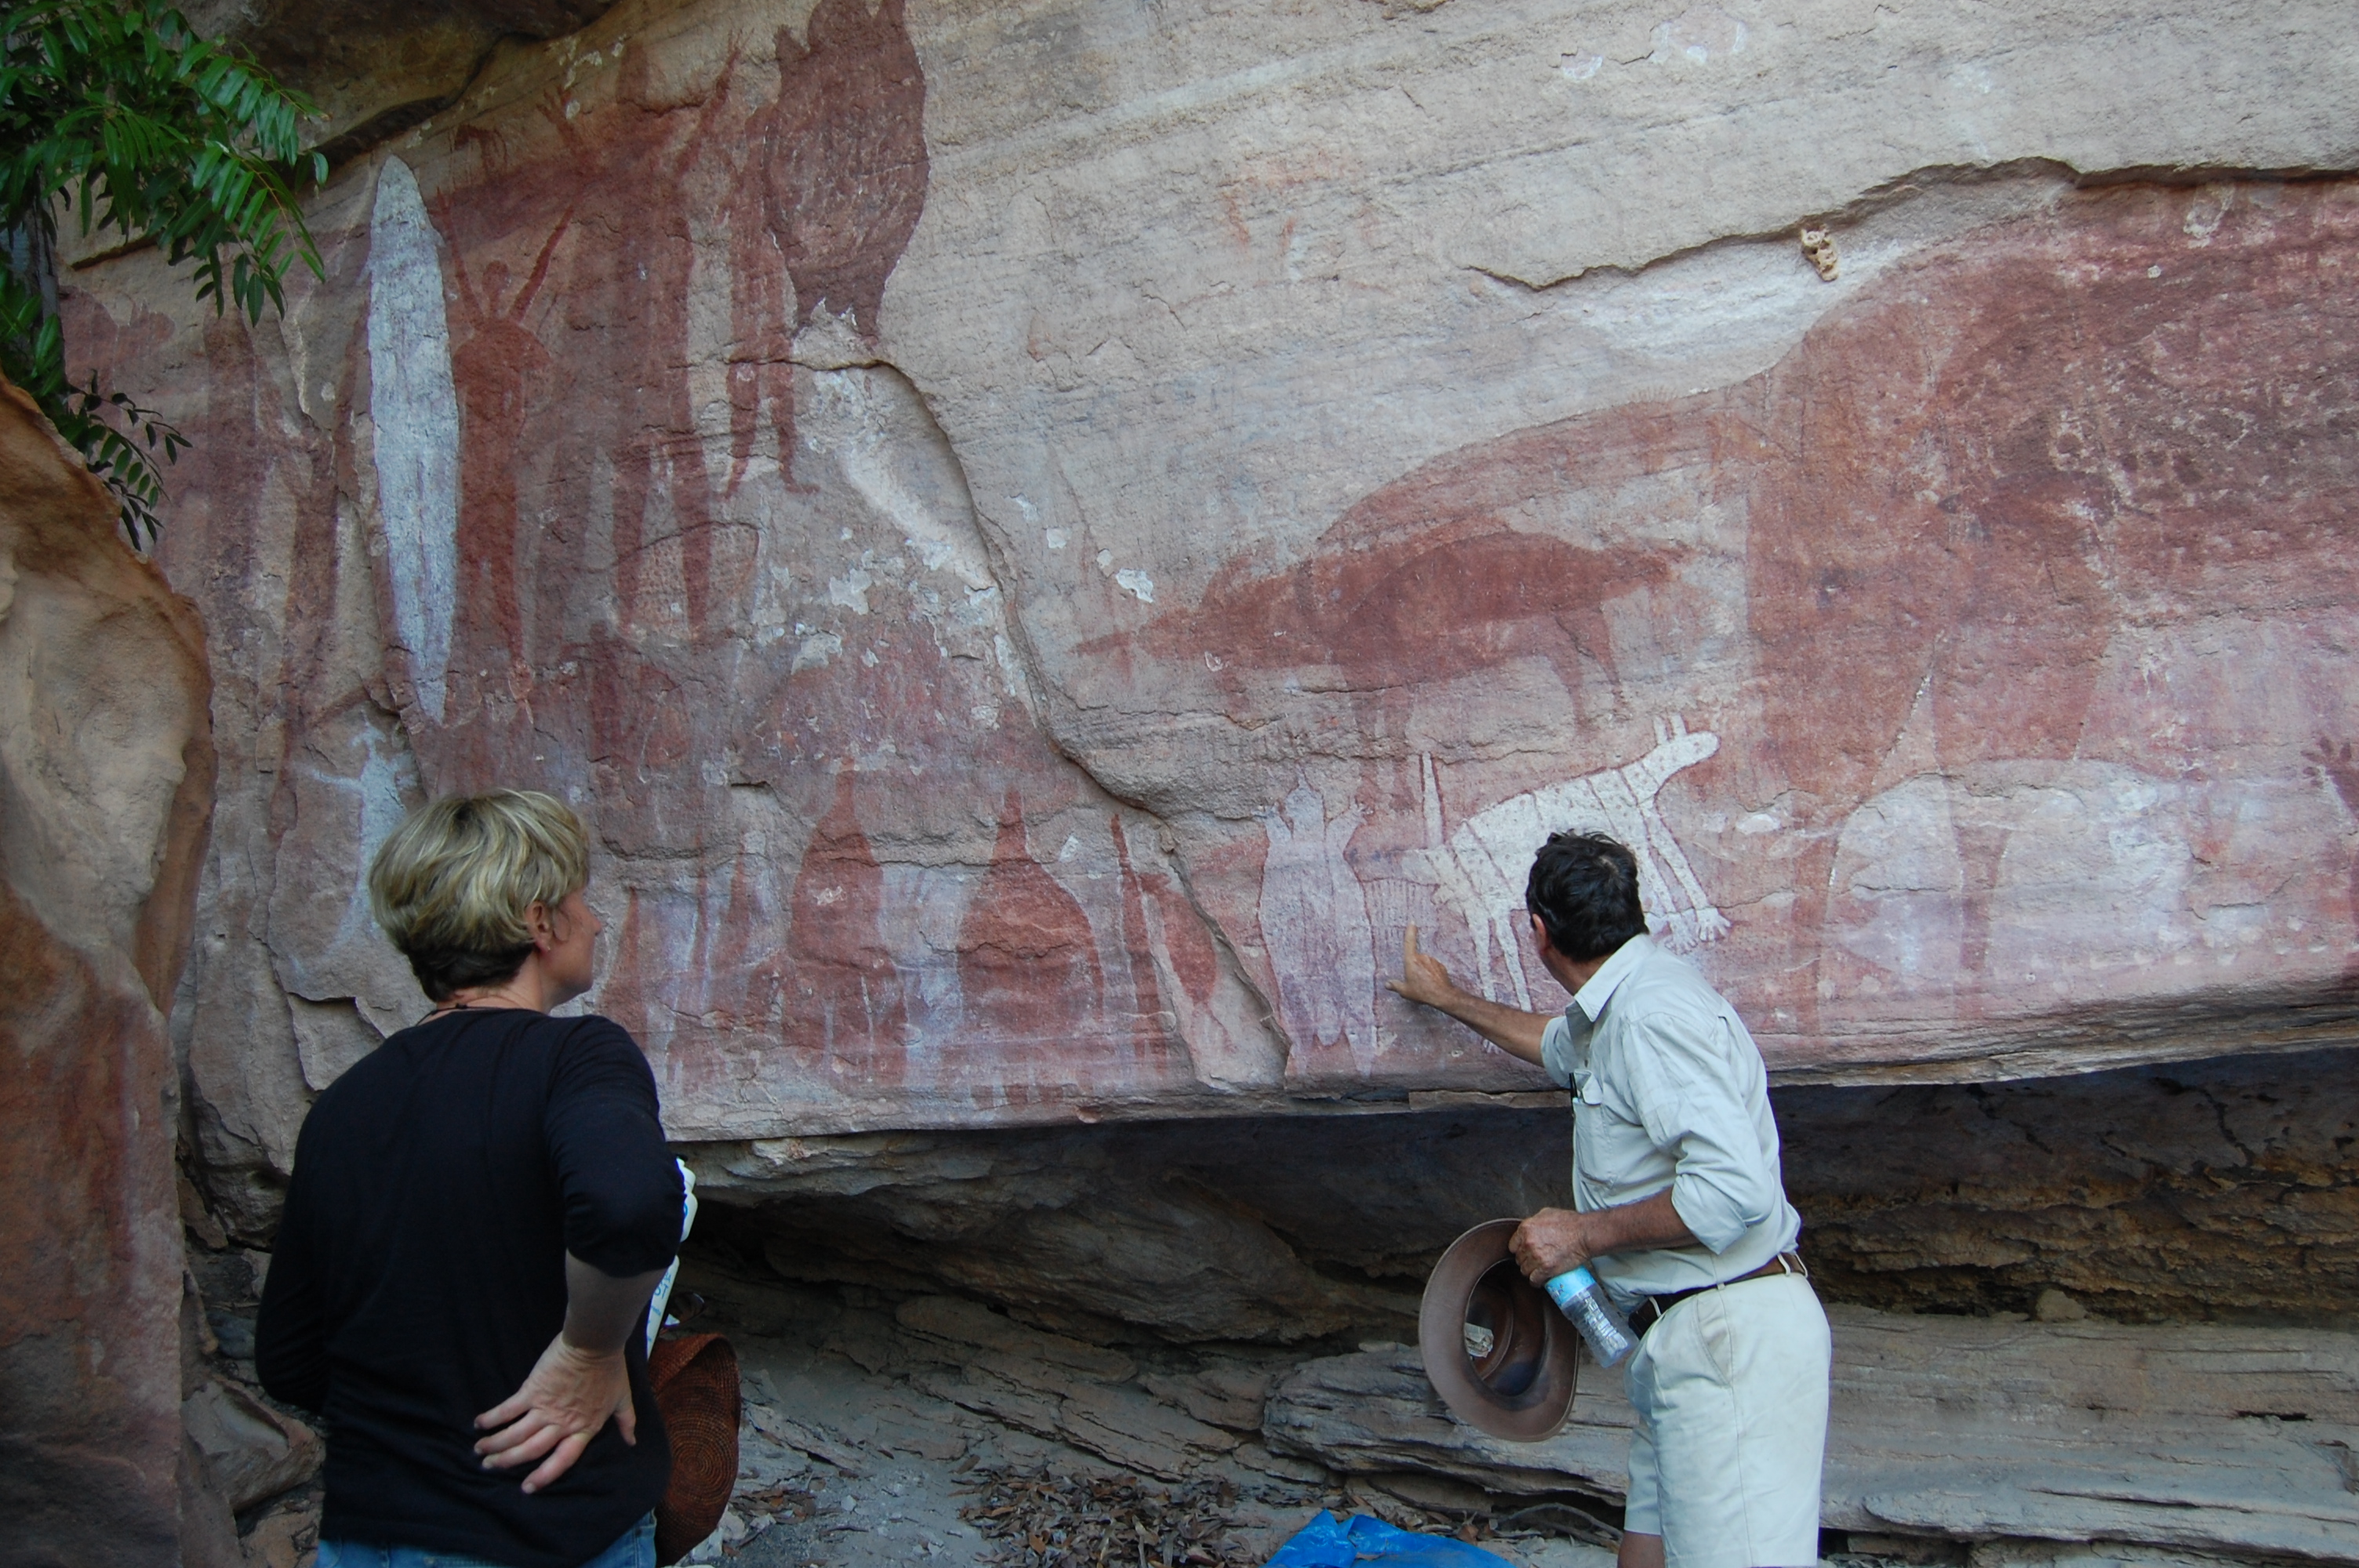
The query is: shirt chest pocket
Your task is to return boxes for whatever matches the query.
[1571,1073,1643,1185]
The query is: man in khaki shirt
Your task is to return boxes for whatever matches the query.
[1390,831,1830,1568]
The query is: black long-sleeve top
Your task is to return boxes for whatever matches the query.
[256,1009,682,1567]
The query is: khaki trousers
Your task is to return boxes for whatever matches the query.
[1623,1272,1832,1568]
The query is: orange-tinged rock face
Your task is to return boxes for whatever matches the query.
[0,383,215,1563]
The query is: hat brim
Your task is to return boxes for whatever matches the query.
[1418,1218,1579,1442]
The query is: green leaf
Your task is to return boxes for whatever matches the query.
[1,0,325,542]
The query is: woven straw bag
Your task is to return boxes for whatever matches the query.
[648,1332,740,1565]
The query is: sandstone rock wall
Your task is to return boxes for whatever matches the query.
[0,384,215,1565]
[55,0,2359,1224]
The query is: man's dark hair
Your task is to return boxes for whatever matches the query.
[1525,832,1647,961]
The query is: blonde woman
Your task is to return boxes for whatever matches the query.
[256,792,681,1568]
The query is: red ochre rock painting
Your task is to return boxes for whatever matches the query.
[764,0,929,338]
[406,0,933,729]
[1739,178,2359,1052]
[71,100,2359,1152]
[957,795,1111,1079]
[1114,813,1204,1015]
[391,0,933,782]
[1095,179,2359,1078]
[438,193,571,677]
[1083,517,1688,731]
[787,771,910,1080]
[730,0,931,489]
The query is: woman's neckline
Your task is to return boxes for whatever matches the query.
[420,1000,538,1025]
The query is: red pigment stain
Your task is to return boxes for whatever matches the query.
[786,771,908,1082]
[731,0,929,489]
[1110,815,1165,1029]
[1085,519,1684,726]
[958,793,1104,1053]
[439,197,571,675]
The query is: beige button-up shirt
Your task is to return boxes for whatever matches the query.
[1539,935,1802,1306]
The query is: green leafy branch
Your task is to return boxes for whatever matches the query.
[0,0,325,547]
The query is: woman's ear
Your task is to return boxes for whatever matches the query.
[525,899,559,952]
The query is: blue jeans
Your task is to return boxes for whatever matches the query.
[319,1512,656,1568]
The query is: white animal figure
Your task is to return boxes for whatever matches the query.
[1259,778,1380,1072]
[1430,716,1729,1009]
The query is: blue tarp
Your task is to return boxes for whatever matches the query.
[1263,1512,1514,1566]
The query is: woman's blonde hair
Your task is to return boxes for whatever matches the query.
[367,790,591,1001]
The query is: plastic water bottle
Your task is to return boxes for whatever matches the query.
[1545,1265,1637,1368]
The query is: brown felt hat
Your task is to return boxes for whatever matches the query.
[649,1332,740,1566]
[1419,1218,1579,1442]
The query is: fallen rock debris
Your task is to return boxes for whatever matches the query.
[725,1483,818,1546]
[186,1261,2359,1568]
[958,1469,1259,1567]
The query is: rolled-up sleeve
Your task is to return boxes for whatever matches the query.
[544,1020,684,1278]
[1622,1014,1777,1254]
[1539,1009,1588,1089]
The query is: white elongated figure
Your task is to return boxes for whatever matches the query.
[1259,779,1380,1072]
[365,156,459,724]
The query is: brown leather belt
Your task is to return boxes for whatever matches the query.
[1628,1251,1808,1337]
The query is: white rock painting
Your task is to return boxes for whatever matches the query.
[365,156,460,723]
[1429,716,1729,1009]
[1259,779,1379,1073]
[1824,760,2285,1003]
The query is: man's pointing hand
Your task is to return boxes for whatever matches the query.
[1386,924,1460,1009]
[1385,924,1554,1068]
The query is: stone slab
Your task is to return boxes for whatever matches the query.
[1265,1308,2359,1562]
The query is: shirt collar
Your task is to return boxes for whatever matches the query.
[1572,934,1655,1023]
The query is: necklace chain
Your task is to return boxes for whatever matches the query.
[420,996,525,1025]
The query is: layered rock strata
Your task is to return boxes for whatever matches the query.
[688,1046,2359,1343]
[0,384,216,1566]
[1264,1316,2359,1563]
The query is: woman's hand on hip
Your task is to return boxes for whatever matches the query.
[474,1333,637,1494]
